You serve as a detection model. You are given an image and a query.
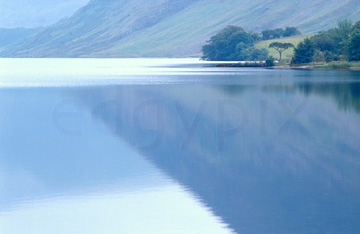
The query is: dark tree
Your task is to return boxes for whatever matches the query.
[275,28,285,37]
[312,50,326,63]
[348,21,360,61]
[269,42,294,62]
[291,38,315,64]
[335,19,353,57]
[284,27,301,37]
[311,33,336,52]
[335,19,353,41]
[261,30,273,40]
[202,26,254,61]
[235,42,251,61]
[262,27,298,40]
[248,31,262,42]
[265,56,275,67]
[249,48,268,61]
[310,32,339,61]
[262,29,284,40]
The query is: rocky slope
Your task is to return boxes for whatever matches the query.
[2,0,360,57]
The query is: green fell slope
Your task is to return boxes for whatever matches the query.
[2,0,360,57]
[255,35,309,62]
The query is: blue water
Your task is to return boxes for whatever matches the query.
[0,59,359,233]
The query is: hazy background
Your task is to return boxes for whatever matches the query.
[0,0,89,28]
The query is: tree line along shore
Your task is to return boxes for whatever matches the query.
[202,20,360,70]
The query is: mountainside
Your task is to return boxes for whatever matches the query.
[0,0,89,28]
[0,27,43,48]
[2,0,360,58]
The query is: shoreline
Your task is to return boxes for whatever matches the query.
[215,63,360,71]
[276,64,360,71]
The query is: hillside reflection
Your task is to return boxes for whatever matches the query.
[260,82,360,113]
[298,82,360,112]
[75,79,360,233]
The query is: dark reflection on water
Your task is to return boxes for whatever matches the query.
[1,67,360,233]
[297,82,360,112]
[72,71,360,234]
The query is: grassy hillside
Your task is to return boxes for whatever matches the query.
[91,0,360,58]
[255,35,309,62]
[1,0,360,57]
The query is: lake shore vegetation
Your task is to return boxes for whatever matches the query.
[202,20,360,70]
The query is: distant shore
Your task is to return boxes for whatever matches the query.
[215,61,360,71]
[285,62,360,71]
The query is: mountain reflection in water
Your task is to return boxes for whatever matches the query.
[74,75,360,233]
[0,60,359,234]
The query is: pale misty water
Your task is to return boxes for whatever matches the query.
[0,58,359,234]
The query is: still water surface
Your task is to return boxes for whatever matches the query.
[0,59,359,233]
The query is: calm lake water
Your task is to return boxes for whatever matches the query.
[0,58,359,234]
